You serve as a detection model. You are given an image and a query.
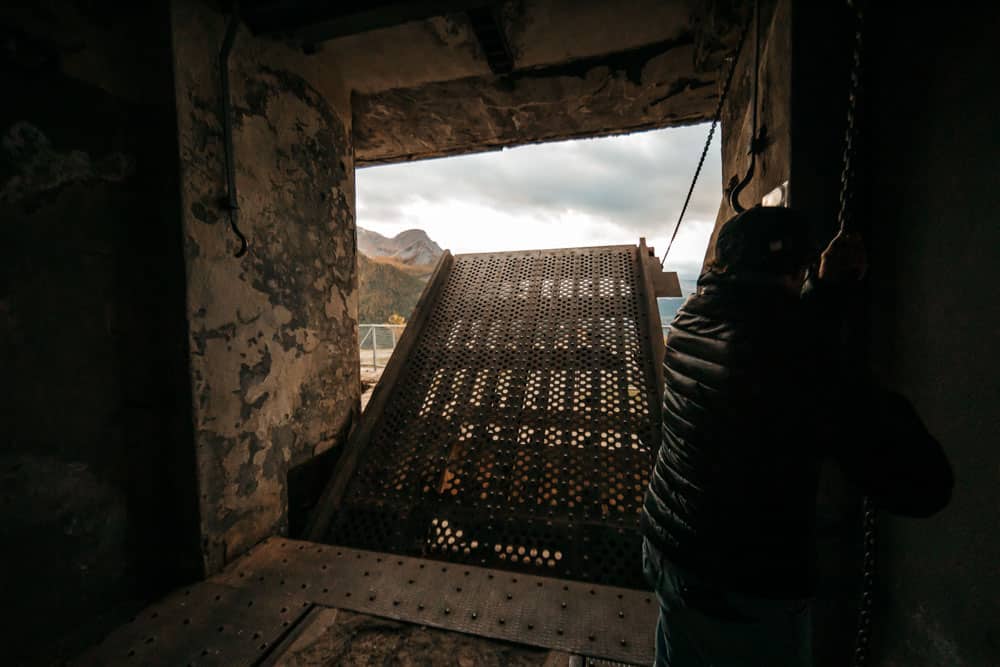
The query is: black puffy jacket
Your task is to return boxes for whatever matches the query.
[640,272,952,599]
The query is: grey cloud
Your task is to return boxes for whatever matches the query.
[358,123,722,279]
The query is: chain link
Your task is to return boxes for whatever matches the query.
[838,0,866,235]
[855,495,878,666]
[661,9,754,267]
[839,2,877,666]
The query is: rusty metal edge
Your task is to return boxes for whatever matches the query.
[253,604,325,667]
[304,251,455,541]
[451,243,638,260]
[636,238,666,419]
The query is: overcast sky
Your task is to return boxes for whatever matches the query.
[356,123,721,282]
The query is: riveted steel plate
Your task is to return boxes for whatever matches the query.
[213,538,657,665]
[319,246,662,589]
[74,581,311,667]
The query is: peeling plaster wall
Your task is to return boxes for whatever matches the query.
[353,36,720,165]
[0,3,201,663]
[170,0,359,574]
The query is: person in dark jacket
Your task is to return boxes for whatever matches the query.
[640,206,953,666]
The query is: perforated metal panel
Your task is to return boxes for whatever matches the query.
[323,246,661,588]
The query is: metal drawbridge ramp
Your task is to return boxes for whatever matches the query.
[77,243,678,666]
[308,242,677,590]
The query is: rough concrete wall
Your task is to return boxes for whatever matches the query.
[170,0,359,574]
[863,5,999,665]
[505,0,696,71]
[790,3,1000,664]
[0,3,202,663]
[353,35,720,165]
[309,15,490,95]
[301,0,704,96]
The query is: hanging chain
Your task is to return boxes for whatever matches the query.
[839,2,876,666]
[660,9,754,267]
[837,0,866,235]
[855,495,877,666]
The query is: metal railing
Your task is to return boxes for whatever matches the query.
[362,323,672,370]
[359,323,405,370]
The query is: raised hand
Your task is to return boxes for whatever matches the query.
[818,230,868,283]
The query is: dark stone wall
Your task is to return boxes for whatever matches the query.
[863,4,999,665]
[170,0,360,575]
[0,3,202,663]
[791,2,999,665]
[789,4,867,665]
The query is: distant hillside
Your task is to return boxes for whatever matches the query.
[358,227,443,266]
[358,253,427,324]
[357,227,443,323]
[366,254,436,280]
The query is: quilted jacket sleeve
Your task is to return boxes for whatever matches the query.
[831,384,953,518]
[804,277,953,517]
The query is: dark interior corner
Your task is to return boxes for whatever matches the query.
[1,3,203,663]
[287,408,356,539]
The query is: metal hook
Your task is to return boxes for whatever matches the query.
[230,212,248,257]
[220,6,248,258]
[728,151,756,214]
[729,125,768,214]
[729,0,763,215]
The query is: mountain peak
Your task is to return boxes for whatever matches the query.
[358,227,443,266]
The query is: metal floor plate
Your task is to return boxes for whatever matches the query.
[73,580,311,666]
[313,245,665,589]
[214,539,657,664]
[78,538,656,666]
